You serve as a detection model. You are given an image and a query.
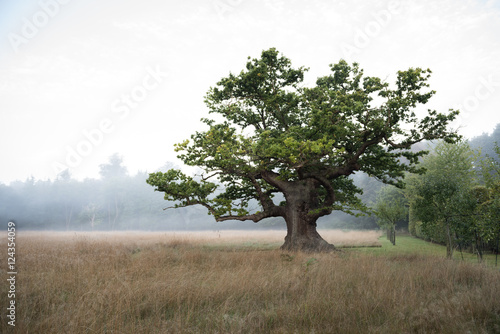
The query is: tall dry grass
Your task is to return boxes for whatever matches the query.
[1,231,500,333]
[8,229,381,248]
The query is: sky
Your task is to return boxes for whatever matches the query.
[0,0,499,184]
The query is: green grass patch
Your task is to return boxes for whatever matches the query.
[353,234,500,267]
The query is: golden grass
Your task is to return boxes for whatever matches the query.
[1,230,500,333]
[10,229,382,248]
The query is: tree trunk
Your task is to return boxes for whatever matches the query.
[112,197,119,231]
[474,231,483,263]
[391,225,396,246]
[280,180,336,252]
[65,205,73,231]
[495,231,499,267]
[445,220,453,259]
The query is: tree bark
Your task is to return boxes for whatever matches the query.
[279,179,336,252]
[474,231,483,263]
[391,224,396,246]
[445,220,453,259]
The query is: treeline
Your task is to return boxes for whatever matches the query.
[1,155,164,230]
[0,155,263,231]
[373,124,500,260]
[0,155,384,231]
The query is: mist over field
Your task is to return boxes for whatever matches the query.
[0,153,387,232]
[13,230,383,248]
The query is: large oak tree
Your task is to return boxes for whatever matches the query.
[147,48,459,251]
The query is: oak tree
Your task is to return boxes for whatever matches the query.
[147,48,459,251]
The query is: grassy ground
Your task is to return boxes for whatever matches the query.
[359,233,500,267]
[1,230,500,333]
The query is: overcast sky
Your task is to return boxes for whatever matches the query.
[1,0,499,184]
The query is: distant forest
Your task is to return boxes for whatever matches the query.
[2,124,499,231]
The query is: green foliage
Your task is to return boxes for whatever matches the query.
[373,185,408,229]
[406,141,477,226]
[405,141,481,257]
[476,144,500,249]
[147,48,459,226]
[373,185,408,245]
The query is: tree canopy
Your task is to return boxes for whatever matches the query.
[374,185,408,245]
[147,48,459,251]
[406,141,477,258]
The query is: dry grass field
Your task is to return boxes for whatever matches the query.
[1,230,500,333]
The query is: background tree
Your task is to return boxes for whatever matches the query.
[466,186,491,261]
[478,143,500,263]
[54,169,78,230]
[99,153,128,230]
[373,185,408,245]
[147,48,459,251]
[80,203,100,231]
[406,141,477,258]
[470,124,500,162]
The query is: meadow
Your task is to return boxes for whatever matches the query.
[1,230,500,333]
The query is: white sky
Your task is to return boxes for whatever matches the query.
[0,0,499,184]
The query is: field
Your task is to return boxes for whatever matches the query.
[1,230,500,333]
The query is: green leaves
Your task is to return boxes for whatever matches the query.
[146,170,254,219]
[373,185,408,229]
[149,48,460,225]
[205,47,307,132]
[405,141,478,238]
[146,170,216,204]
[253,128,340,171]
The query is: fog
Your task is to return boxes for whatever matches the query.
[13,230,383,248]
[0,154,382,232]
[3,128,499,232]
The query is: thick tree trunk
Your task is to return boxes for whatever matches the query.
[280,180,336,252]
[280,219,335,252]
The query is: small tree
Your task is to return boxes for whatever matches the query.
[99,154,128,230]
[81,203,100,231]
[54,169,77,230]
[147,48,459,252]
[406,141,477,258]
[485,184,500,265]
[374,186,407,245]
[478,143,500,264]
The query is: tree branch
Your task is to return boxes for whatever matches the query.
[261,170,290,192]
[248,174,278,211]
[216,206,285,222]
